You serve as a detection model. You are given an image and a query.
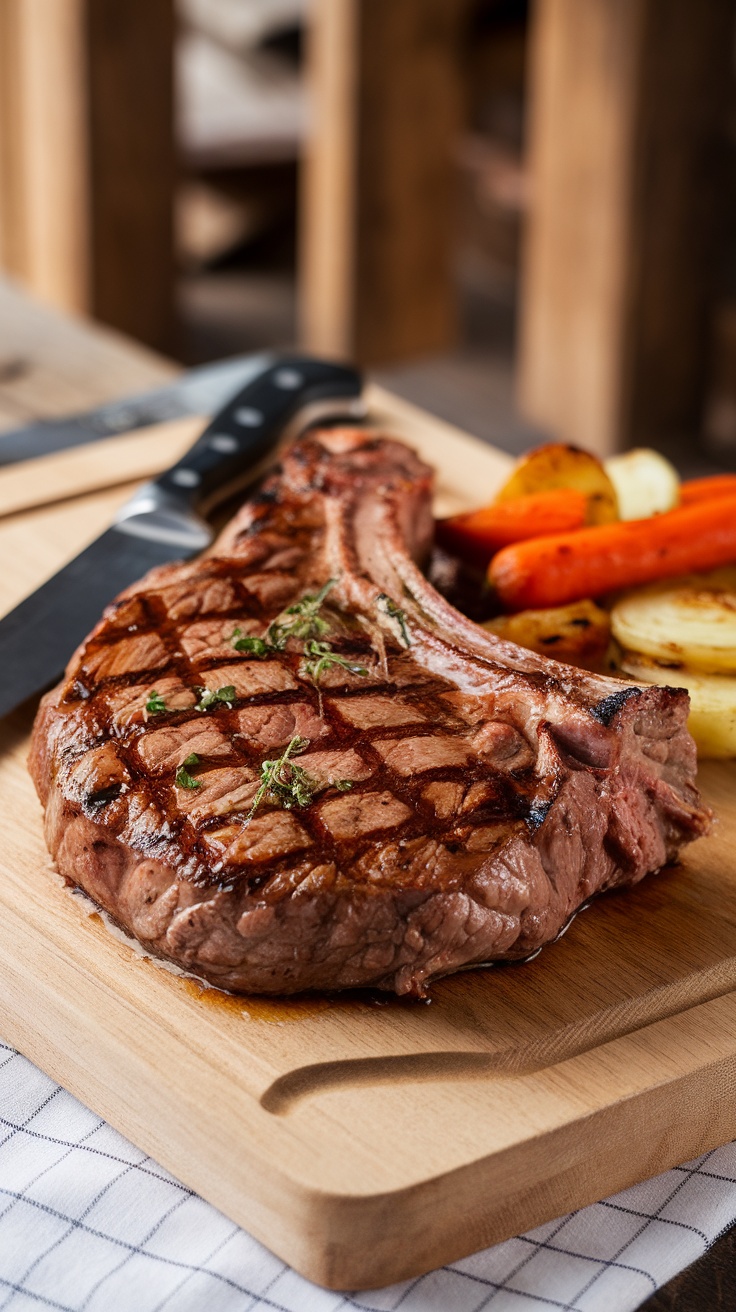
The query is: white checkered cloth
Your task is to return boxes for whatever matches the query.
[2,1038,735,1312]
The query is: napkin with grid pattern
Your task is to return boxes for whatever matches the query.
[1,1038,735,1312]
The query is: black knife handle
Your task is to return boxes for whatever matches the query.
[154,356,363,513]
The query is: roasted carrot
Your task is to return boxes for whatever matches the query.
[489,495,736,611]
[679,474,736,506]
[436,487,587,567]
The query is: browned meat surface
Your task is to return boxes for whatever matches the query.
[29,429,712,995]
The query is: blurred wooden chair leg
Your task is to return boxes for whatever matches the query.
[0,0,90,316]
[299,0,469,367]
[0,0,175,354]
[518,0,735,458]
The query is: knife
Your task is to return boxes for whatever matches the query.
[0,354,270,467]
[0,355,363,718]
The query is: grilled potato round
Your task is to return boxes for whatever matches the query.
[616,650,736,757]
[604,448,680,521]
[484,599,611,669]
[494,444,619,524]
[610,569,736,674]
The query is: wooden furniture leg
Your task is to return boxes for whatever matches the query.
[0,0,89,315]
[518,0,735,457]
[0,0,175,353]
[299,0,468,367]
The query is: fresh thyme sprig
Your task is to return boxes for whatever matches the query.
[244,734,352,825]
[195,684,236,712]
[175,752,202,790]
[244,736,311,822]
[230,628,270,658]
[145,689,167,715]
[229,578,338,662]
[376,594,411,647]
[301,640,368,683]
[266,577,337,649]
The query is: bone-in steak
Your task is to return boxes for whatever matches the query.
[29,429,712,995]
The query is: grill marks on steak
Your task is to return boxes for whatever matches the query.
[29,429,712,995]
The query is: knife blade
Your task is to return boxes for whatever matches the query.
[0,355,363,717]
[0,354,269,467]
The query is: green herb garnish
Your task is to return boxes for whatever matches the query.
[244,735,352,824]
[145,689,167,715]
[195,684,236,712]
[301,639,368,683]
[266,577,337,649]
[175,753,201,790]
[230,628,270,658]
[230,579,338,662]
[377,594,411,647]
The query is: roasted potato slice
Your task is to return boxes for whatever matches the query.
[610,569,736,674]
[494,444,619,525]
[604,448,680,521]
[616,649,736,758]
[483,599,611,669]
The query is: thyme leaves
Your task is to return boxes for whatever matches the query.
[175,752,202,790]
[230,628,270,658]
[229,577,387,694]
[265,577,337,650]
[244,734,353,825]
[195,684,236,712]
[230,578,339,664]
[244,735,311,823]
[376,594,411,647]
[301,640,368,683]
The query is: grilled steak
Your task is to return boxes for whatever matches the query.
[29,429,712,995]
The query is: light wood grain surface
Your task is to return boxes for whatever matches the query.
[1,278,736,1290]
[0,275,175,432]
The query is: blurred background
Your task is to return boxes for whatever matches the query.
[1,0,736,470]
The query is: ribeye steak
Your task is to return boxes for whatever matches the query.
[29,429,712,995]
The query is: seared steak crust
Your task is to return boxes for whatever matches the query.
[29,429,712,995]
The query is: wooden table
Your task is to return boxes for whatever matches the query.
[0,276,176,429]
[0,276,732,1304]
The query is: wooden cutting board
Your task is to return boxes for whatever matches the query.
[1,386,736,1292]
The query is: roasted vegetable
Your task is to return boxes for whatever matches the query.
[436,487,587,567]
[483,599,611,669]
[610,569,736,675]
[494,443,618,525]
[680,474,736,506]
[489,496,736,611]
[616,650,736,758]
[604,448,679,521]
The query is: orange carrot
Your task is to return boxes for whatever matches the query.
[436,488,588,567]
[489,495,736,611]
[679,474,736,506]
